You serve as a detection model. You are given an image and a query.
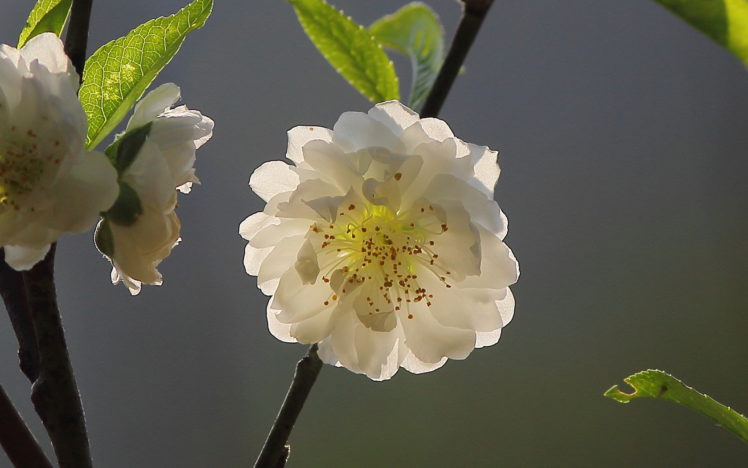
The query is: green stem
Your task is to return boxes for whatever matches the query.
[420,0,495,118]
[254,345,323,468]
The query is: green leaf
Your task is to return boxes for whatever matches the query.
[79,0,213,150]
[605,369,748,444]
[289,0,399,103]
[18,0,73,48]
[370,2,444,111]
[652,0,748,66]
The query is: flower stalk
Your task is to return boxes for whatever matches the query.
[420,0,495,119]
[24,245,92,468]
[255,345,323,468]
[0,251,39,382]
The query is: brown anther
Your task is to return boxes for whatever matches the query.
[394,172,402,181]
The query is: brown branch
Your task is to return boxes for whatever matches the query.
[0,385,53,468]
[23,245,92,468]
[420,0,495,118]
[254,345,323,468]
[0,251,39,382]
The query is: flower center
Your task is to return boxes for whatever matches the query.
[312,201,452,320]
[0,127,61,210]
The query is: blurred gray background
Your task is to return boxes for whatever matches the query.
[2,0,748,466]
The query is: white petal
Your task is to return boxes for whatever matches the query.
[460,227,519,290]
[20,33,77,88]
[44,151,119,232]
[367,100,419,135]
[286,126,333,164]
[127,83,180,130]
[243,243,272,278]
[468,144,500,197]
[239,212,277,241]
[123,141,176,212]
[332,111,405,153]
[257,235,305,292]
[400,302,476,363]
[249,161,300,202]
[267,304,296,343]
[401,352,447,374]
[3,244,50,271]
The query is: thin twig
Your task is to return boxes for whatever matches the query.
[24,245,92,468]
[64,0,93,79]
[420,0,495,118]
[254,345,323,468]
[0,385,53,468]
[0,251,39,382]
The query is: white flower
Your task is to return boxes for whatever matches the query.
[0,33,118,270]
[97,83,213,295]
[240,101,519,380]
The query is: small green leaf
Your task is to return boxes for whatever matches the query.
[79,0,213,150]
[94,218,115,257]
[105,181,143,227]
[652,0,748,66]
[605,369,748,444]
[105,122,153,174]
[370,2,444,111]
[289,0,399,103]
[18,0,73,48]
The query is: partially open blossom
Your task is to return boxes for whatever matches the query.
[241,101,519,380]
[96,83,213,294]
[0,33,117,269]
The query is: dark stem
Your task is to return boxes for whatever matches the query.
[254,345,323,468]
[0,251,39,382]
[0,2,94,467]
[64,0,93,78]
[0,385,53,468]
[24,245,92,468]
[420,0,495,118]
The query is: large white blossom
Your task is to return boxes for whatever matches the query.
[97,83,213,295]
[0,33,117,269]
[241,101,519,380]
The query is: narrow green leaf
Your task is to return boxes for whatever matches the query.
[370,2,444,111]
[652,0,748,66]
[18,0,73,47]
[79,0,213,150]
[289,0,399,103]
[605,369,748,443]
[105,122,152,174]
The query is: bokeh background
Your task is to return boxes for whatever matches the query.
[2,0,748,466]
